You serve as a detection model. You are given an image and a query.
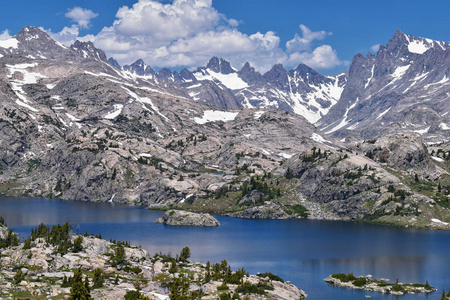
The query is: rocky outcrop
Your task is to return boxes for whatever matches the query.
[230,202,290,219]
[0,226,307,299]
[155,210,220,226]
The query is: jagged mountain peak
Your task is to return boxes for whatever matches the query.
[294,63,320,76]
[263,63,288,87]
[123,59,155,76]
[237,62,263,85]
[70,40,107,62]
[206,56,235,74]
[108,57,121,69]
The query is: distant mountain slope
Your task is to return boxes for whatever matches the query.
[114,56,347,123]
[318,30,450,144]
[0,26,335,207]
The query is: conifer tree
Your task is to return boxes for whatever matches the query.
[69,268,92,300]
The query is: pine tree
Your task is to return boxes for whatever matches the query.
[69,268,92,300]
[92,268,105,289]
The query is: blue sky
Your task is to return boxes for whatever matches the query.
[1,0,450,74]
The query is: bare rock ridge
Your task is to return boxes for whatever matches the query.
[155,210,220,226]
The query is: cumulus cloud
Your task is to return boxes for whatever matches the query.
[48,0,343,72]
[0,30,12,40]
[65,7,99,29]
[286,24,331,53]
[287,45,341,69]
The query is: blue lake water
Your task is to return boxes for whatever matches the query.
[1,196,449,300]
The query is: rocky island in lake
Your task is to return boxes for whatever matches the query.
[155,210,220,226]
[324,272,436,296]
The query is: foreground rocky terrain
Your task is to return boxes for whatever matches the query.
[0,222,306,299]
[0,26,450,229]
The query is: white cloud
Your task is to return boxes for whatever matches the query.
[65,7,99,29]
[371,44,381,53]
[286,24,331,53]
[0,30,12,40]
[287,45,342,69]
[48,0,343,72]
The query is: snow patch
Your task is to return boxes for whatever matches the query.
[187,83,202,89]
[408,40,430,54]
[376,107,391,120]
[392,65,411,78]
[413,127,430,135]
[278,153,293,159]
[15,99,38,112]
[138,153,152,158]
[104,104,123,119]
[311,133,330,144]
[440,123,450,130]
[254,111,265,119]
[194,70,248,90]
[194,110,239,124]
[431,218,449,226]
[66,113,80,122]
[432,156,444,162]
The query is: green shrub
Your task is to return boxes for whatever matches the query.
[72,236,83,253]
[331,273,357,282]
[217,284,229,291]
[257,272,284,282]
[353,277,367,287]
[236,282,267,295]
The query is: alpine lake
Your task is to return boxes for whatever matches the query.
[1,196,449,300]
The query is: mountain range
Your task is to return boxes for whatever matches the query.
[0,26,449,229]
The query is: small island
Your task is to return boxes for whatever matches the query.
[155,210,220,226]
[324,272,436,295]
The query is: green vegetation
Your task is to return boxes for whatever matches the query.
[331,272,357,282]
[69,268,92,300]
[92,268,105,289]
[29,222,76,254]
[235,281,273,295]
[441,289,450,300]
[124,290,151,300]
[110,244,126,267]
[257,272,284,282]
[283,205,309,218]
[0,228,19,248]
